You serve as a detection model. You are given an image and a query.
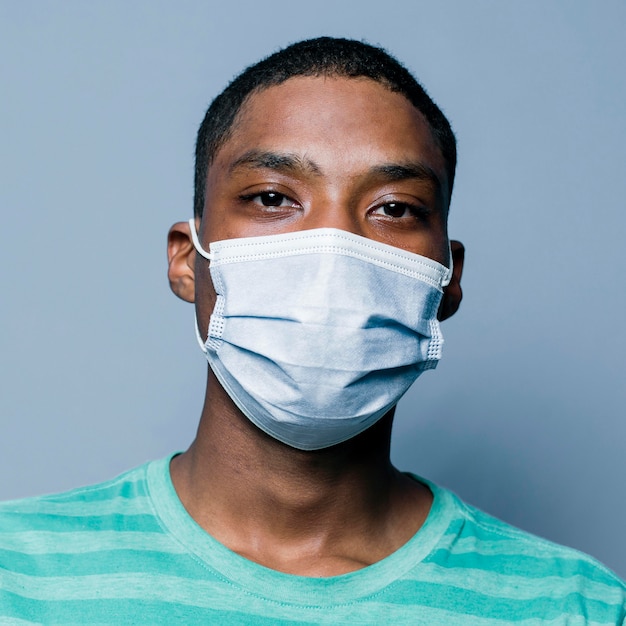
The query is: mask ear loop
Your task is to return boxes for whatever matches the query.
[188,218,213,260]
[194,312,209,353]
[441,241,453,288]
[189,218,213,351]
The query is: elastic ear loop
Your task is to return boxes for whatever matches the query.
[441,241,453,288]
[189,218,212,351]
[188,218,213,260]
[194,313,208,353]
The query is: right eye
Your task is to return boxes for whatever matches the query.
[244,192,299,208]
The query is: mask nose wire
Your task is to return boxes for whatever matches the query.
[188,218,213,260]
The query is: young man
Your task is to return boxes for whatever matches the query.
[1,37,624,624]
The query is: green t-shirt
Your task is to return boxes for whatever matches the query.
[1,455,624,624]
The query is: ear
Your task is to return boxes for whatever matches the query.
[167,221,197,303]
[438,240,465,321]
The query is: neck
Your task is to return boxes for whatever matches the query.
[170,370,432,575]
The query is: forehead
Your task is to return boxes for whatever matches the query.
[210,76,448,195]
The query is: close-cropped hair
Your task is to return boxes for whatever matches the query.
[194,36,457,218]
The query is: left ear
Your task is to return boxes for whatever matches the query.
[167,221,197,303]
[438,240,465,321]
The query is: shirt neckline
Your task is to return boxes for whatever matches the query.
[146,453,456,607]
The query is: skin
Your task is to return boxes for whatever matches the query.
[166,76,465,577]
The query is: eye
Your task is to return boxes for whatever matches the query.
[244,191,299,208]
[372,202,419,219]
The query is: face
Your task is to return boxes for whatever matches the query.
[168,76,463,325]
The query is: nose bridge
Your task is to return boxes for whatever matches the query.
[302,196,364,236]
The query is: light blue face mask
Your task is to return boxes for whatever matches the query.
[189,221,452,451]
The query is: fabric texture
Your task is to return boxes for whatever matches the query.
[1,455,624,625]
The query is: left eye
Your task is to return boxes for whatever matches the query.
[249,192,297,207]
[372,203,415,218]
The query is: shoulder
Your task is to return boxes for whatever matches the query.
[428,484,626,614]
[456,493,622,580]
[0,458,194,623]
[0,461,157,557]
[0,462,151,515]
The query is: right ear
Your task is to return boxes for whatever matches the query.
[167,221,197,302]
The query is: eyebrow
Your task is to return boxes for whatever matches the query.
[229,150,322,176]
[369,162,442,192]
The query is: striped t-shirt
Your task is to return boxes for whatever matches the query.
[1,455,624,624]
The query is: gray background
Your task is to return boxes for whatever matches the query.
[1,2,624,578]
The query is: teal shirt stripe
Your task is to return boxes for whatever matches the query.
[0,512,162,533]
[427,548,624,590]
[0,530,185,554]
[0,548,207,577]
[1,495,154,517]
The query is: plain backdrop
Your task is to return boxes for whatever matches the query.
[1,2,624,578]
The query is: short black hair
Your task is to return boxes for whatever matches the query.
[194,36,456,218]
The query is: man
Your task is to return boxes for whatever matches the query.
[1,37,624,624]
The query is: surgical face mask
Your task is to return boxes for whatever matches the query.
[189,220,452,451]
